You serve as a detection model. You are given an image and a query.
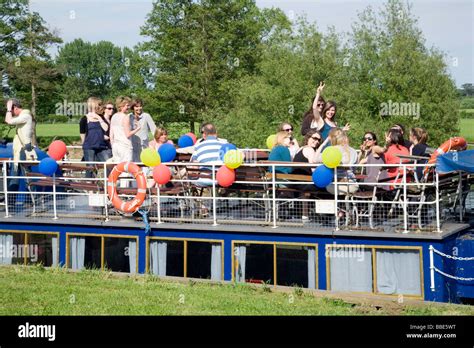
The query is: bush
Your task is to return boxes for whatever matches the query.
[36,114,83,123]
[460,97,474,110]
[459,110,474,119]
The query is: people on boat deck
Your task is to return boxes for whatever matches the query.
[129,98,156,162]
[358,131,378,165]
[191,123,226,166]
[4,98,35,163]
[110,96,140,163]
[82,98,111,169]
[325,128,359,195]
[390,123,412,150]
[372,129,410,183]
[292,129,328,175]
[409,127,429,180]
[148,127,174,151]
[268,131,293,174]
[301,82,350,142]
[278,122,299,159]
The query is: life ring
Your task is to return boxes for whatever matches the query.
[425,137,467,174]
[107,162,147,213]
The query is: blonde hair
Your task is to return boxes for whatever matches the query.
[154,127,168,142]
[87,97,103,114]
[275,131,290,146]
[115,96,131,111]
[328,128,348,146]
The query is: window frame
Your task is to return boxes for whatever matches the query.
[231,240,318,288]
[325,244,424,299]
[0,229,59,266]
[146,236,224,280]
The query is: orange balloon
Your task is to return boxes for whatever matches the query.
[153,164,172,185]
[48,140,67,160]
[216,166,235,187]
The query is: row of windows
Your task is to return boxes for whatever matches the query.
[0,231,423,297]
[0,231,58,266]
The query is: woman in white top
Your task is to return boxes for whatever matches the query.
[109,96,141,162]
[325,128,359,195]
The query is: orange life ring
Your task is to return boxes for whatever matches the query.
[107,162,147,213]
[425,137,467,174]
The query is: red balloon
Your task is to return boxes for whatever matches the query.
[48,140,67,161]
[216,166,235,187]
[186,132,197,144]
[153,164,172,185]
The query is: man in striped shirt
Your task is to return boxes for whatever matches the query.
[190,123,227,186]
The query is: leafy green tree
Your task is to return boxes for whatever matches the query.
[140,0,289,132]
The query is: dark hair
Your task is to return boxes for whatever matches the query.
[387,129,404,147]
[322,100,337,121]
[131,98,144,109]
[391,123,405,134]
[363,131,378,144]
[10,98,22,109]
[302,96,326,124]
[303,129,322,146]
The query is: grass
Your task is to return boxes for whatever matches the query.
[460,118,474,143]
[1,266,473,316]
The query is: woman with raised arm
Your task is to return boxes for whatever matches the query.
[301,82,350,141]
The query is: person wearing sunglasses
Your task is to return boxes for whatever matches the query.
[278,122,299,159]
[358,132,378,164]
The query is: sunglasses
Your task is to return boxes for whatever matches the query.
[364,137,374,141]
[284,128,293,132]
[311,136,321,141]
[317,103,324,107]
[105,107,114,110]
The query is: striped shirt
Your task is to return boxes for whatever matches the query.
[191,136,227,168]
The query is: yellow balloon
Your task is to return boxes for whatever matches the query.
[140,148,161,167]
[322,146,342,168]
[266,134,276,149]
[224,150,244,169]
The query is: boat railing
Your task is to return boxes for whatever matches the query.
[0,159,472,234]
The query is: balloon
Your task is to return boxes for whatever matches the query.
[219,143,237,161]
[185,132,197,144]
[158,143,176,162]
[178,134,194,148]
[39,157,59,176]
[153,164,172,185]
[140,148,161,167]
[216,166,235,187]
[322,146,342,168]
[312,165,334,188]
[266,134,276,149]
[224,149,244,169]
[48,140,67,161]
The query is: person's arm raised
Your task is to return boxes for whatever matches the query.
[312,81,325,121]
[123,115,141,138]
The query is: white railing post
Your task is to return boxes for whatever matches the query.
[334,168,339,231]
[52,173,58,220]
[429,245,435,291]
[156,186,163,224]
[435,171,441,233]
[272,165,277,228]
[458,172,463,222]
[103,162,109,222]
[212,164,217,226]
[3,161,10,218]
[403,164,408,233]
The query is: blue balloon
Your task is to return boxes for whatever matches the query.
[312,165,334,188]
[39,157,58,176]
[219,143,237,161]
[178,135,194,148]
[158,143,176,162]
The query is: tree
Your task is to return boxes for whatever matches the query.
[56,39,134,102]
[139,0,289,131]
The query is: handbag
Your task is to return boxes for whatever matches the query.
[16,127,38,161]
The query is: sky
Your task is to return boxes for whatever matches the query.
[30,0,473,87]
